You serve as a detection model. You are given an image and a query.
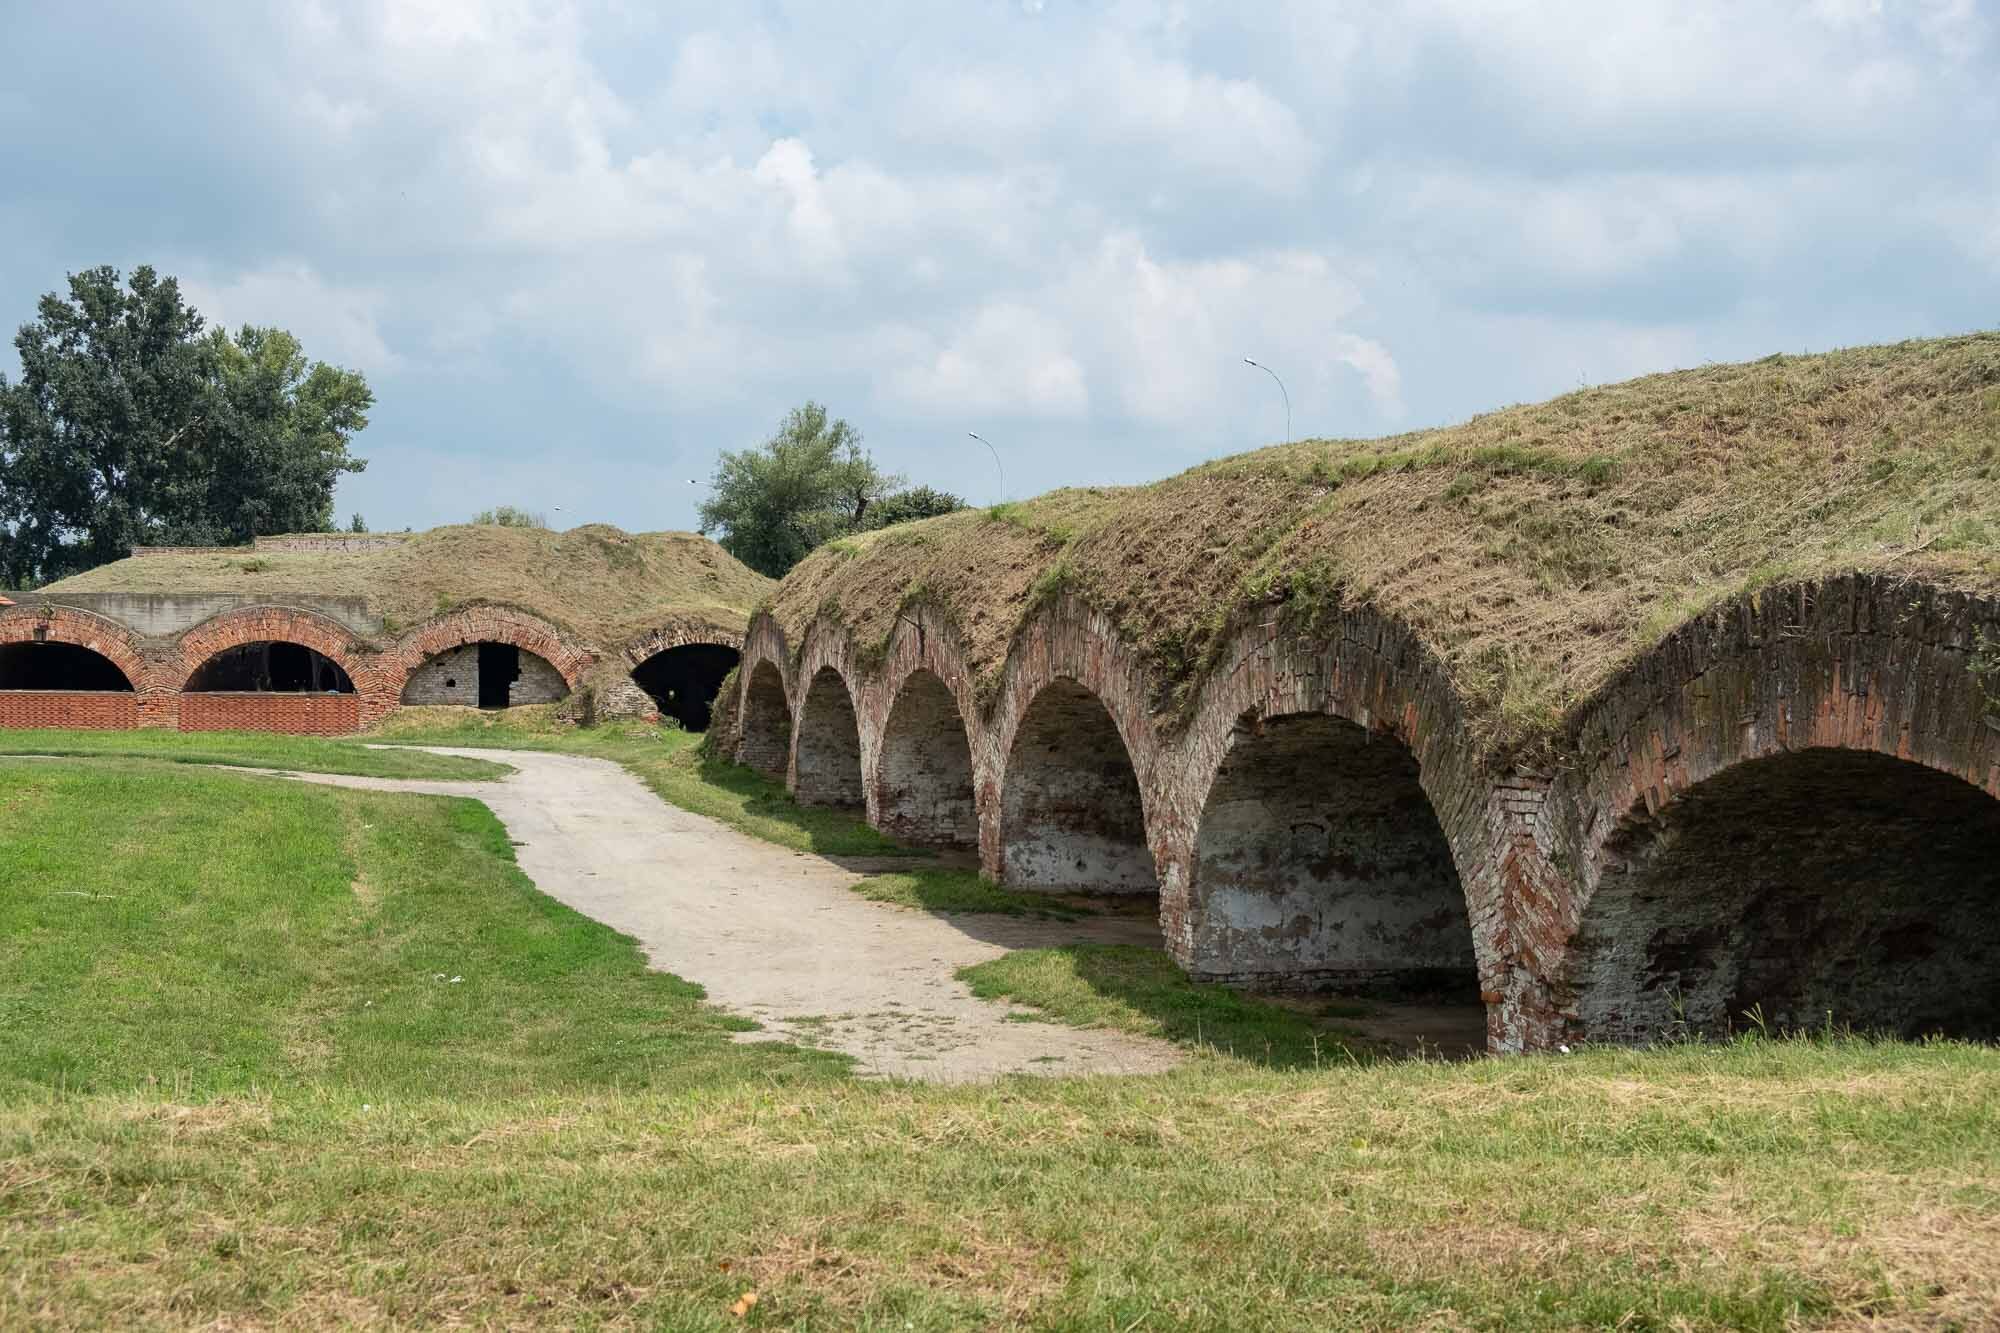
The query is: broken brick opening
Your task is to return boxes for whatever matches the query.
[185,641,354,693]
[632,643,740,732]
[1188,713,1476,997]
[1567,748,2000,1043]
[737,661,790,778]
[1000,679,1155,894]
[875,669,977,850]
[794,665,864,809]
[0,642,134,691]
[400,641,569,709]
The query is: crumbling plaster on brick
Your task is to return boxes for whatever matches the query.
[871,609,991,847]
[731,575,2000,1054]
[386,604,593,691]
[1166,609,1508,1036]
[1531,573,2000,1049]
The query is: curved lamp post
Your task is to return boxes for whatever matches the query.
[967,431,1004,505]
[1243,358,1291,444]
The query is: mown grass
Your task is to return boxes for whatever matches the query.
[0,727,508,780]
[0,758,838,1099]
[960,944,1369,1068]
[368,706,916,858]
[850,867,1091,918]
[3,757,1999,1327]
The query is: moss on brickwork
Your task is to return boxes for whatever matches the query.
[766,333,2000,753]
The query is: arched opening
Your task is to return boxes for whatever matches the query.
[1000,680,1155,894]
[794,666,863,809]
[738,662,791,778]
[400,641,569,708]
[1190,714,1475,996]
[631,643,740,731]
[185,642,354,693]
[0,642,134,691]
[1569,748,2000,1043]
[876,669,977,850]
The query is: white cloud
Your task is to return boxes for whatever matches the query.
[8,0,1994,529]
[180,264,400,374]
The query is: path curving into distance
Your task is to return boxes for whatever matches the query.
[259,747,1180,1083]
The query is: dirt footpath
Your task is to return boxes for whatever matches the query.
[268,749,1181,1082]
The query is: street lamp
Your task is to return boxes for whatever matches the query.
[1243,358,1291,445]
[967,432,1004,505]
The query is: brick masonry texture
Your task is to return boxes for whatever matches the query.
[179,692,362,736]
[0,691,138,730]
[731,575,2000,1054]
[0,598,624,736]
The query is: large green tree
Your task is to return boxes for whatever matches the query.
[699,402,927,577]
[0,265,371,586]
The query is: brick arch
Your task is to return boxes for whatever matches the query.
[171,605,387,729]
[986,596,1165,892]
[1166,605,1498,1028]
[1539,573,2000,1046]
[619,621,742,669]
[0,604,150,693]
[872,607,985,849]
[390,604,592,690]
[619,621,743,732]
[790,617,868,806]
[733,613,794,776]
[0,604,157,728]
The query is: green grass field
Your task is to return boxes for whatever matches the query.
[0,728,509,779]
[3,739,1998,1328]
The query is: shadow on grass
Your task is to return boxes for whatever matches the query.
[851,868,1091,919]
[959,944,1376,1070]
[686,752,927,860]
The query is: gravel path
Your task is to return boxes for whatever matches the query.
[261,748,1181,1082]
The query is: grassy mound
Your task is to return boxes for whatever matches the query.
[42,524,771,650]
[770,333,2000,752]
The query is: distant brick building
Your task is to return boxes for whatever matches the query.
[0,532,751,736]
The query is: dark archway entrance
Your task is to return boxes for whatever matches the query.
[1190,713,1475,997]
[185,642,355,693]
[477,644,516,708]
[632,643,741,731]
[1569,748,2000,1043]
[1000,680,1154,894]
[0,642,134,691]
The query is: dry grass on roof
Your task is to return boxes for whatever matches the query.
[770,332,2000,754]
[43,524,771,651]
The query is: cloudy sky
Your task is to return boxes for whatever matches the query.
[4,1,1996,533]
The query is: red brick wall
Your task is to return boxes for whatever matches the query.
[178,693,362,735]
[0,691,139,730]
